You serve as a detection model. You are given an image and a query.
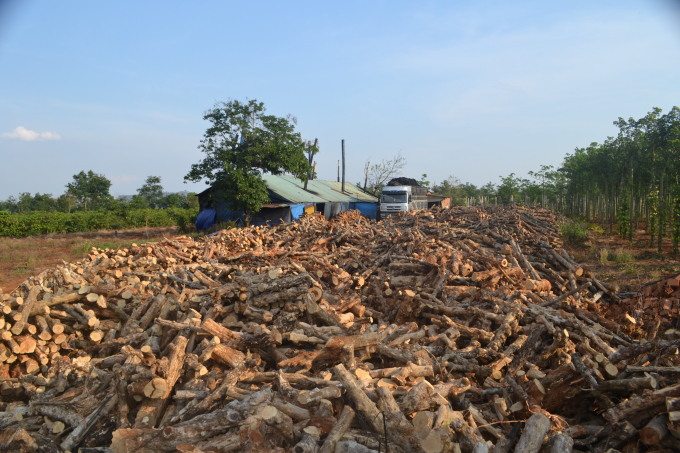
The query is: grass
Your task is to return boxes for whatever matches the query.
[612,247,633,264]
[661,265,680,274]
[598,247,610,265]
[616,263,640,275]
[596,247,633,264]
[588,224,605,234]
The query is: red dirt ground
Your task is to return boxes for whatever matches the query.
[564,223,680,294]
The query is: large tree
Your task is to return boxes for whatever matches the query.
[185,99,313,225]
[66,170,112,211]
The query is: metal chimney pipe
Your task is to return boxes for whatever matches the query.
[341,139,346,193]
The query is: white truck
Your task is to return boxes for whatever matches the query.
[379,183,428,217]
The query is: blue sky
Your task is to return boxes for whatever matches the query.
[1,0,679,199]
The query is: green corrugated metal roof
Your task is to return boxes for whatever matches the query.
[262,175,378,204]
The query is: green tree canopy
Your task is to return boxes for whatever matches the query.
[185,99,313,224]
[56,193,77,213]
[66,170,112,211]
[417,174,430,189]
[137,175,164,208]
[431,175,466,206]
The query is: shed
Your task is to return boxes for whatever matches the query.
[427,194,451,209]
[196,175,379,229]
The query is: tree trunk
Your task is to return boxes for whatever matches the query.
[659,169,665,253]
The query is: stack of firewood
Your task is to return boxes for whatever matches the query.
[616,274,680,337]
[1,205,679,453]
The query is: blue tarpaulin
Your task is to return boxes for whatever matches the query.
[195,209,216,230]
[198,206,293,228]
[215,209,245,225]
[355,203,378,219]
[290,204,305,220]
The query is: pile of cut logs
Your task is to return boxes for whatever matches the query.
[1,205,679,453]
[616,274,680,336]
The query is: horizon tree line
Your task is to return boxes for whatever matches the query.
[0,171,198,214]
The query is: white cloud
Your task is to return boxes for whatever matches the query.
[1,126,61,141]
[111,175,139,183]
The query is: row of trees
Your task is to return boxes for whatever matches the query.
[429,106,680,256]
[429,167,560,209]
[0,171,198,213]
[558,107,680,254]
[356,153,560,209]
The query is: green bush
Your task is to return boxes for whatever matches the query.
[174,211,199,234]
[587,223,604,234]
[617,263,639,275]
[0,208,198,238]
[560,221,588,244]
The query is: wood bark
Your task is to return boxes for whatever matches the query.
[318,405,354,453]
[376,385,423,453]
[333,364,384,435]
[514,413,550,453]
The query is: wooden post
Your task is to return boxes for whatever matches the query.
[304,145,313,190]
[363,161,370,192]
[342,139,346,193]
[304,139,317,190]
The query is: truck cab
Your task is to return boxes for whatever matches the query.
[380,185,412,216]
[380,184,429,217]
